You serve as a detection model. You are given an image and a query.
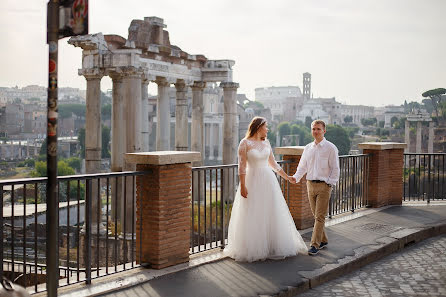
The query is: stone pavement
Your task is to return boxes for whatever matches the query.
[299,234,446,297]
[58,204,446,297]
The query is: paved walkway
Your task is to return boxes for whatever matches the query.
[299,234,446,297]
[57,204,446,297]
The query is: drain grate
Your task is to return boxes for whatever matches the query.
[355,223,400,234]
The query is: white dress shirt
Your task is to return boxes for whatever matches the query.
[292,138,340,186]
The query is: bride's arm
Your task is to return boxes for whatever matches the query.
[267,140,293,182]
[238,139,248,198]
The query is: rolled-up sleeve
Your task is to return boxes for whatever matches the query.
[327,145,340,185]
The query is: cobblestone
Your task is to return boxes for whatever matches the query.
[299,235,446,297]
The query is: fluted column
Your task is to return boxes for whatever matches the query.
[175,80,188,151]
[191,81,206,165]
[220,82,239,165]
[123,70,143,158]
[416,121,422,153]
[84,72,104,234]
[85,73,103,174]
[141,78,150,152]
[404,120,410,153]
[156,78,170,151]
[110,72,125,172]
[428,121,434,154]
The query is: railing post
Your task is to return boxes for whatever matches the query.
[358,142,407,207]
[220,168,225,249]
[275,146,314,230]
[0,186,3,278]
[125,151,200,269]
[84,179,92,284]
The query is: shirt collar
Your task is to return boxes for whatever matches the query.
[312,137,327,147]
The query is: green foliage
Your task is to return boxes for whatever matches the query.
[17,159,35,167]
[325,125,351,156]
[31,160,75,177]
[278,122,291,136]
[59,104,86,119]
[101,104,112,120]
[66,157,81,172]
[344,115,353,123]
[390,116,398,127]
[305,116,313,129]
[101,125,111,158]
[422,88,446,98]
[78,128,85,158]
[39,139,47,156]
[290,124,312,146]
[267,130,276,147]
[344,127,359,139]
[361,118,377,126]
[243,100,264,109]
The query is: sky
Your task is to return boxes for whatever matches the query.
[0,0,445,107]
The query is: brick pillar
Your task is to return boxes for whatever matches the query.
[358,142,407,208]
[275,146,314,230]
[124,151,201,269]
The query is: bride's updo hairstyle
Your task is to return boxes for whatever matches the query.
[245,116,267,139]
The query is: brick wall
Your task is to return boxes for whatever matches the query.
[135,163,191,269]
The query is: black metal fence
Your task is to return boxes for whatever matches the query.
[190,160,292,255]
[329,154,370,218]
[403,153,446,202]
[0,171,146,294]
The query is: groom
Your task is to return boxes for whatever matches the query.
[290,120,340,256]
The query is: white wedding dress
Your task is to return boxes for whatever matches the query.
[224,138,307,262]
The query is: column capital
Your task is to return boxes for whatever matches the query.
[155,77,173,87]
[174,80,187,92]
[191,81,206,90]
[79,68,104,80]
[220,82,239,90]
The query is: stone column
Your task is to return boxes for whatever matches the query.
[358,142,407,208]
[123,70,143,158]
[404,120,410,153]
[191,82,206,165]
[205,123,211,161]
[84,72,104,233]
[416,121,422,153]
[220,82,239,165]
[275,146,313,230]
[156,78,170,151]
[110,72,125,172]
[428,121,434,154]
[124,151,201,269]
[175,80,188,151]
[122,69,143,235]
[141,78,150,152]
[109,72,125,223]
[212,124,218,160]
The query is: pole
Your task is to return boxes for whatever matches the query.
[46,1,59,296]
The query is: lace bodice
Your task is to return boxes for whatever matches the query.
[238,138,282,175]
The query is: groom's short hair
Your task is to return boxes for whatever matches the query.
[311,119,326,130]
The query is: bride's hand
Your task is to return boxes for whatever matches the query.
[241,185,248,198]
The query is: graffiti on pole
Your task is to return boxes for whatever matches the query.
[59,0,88,38]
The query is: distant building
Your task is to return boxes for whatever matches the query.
[255,86,303,122]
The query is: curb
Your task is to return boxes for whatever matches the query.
[274,222,446,297]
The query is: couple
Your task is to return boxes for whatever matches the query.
[224,117,340,261]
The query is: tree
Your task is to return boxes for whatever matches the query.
[278,122,291,136]
[101,104,112,121]
[422,88,446,118]
[59,104,86,119]
[344,115,353,123]
[267,130,276,146]
[325,125,351,155]
[361,118,377,126]
[390,116,398,127]
[305,116,313,129]
[102,125,111,158]
[290,124,312,146]
[78,128,85,158]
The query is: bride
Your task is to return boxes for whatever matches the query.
[224,117,307,262]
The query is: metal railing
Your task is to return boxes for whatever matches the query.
[403,153,446,202]
[0,171,147,294]
[190,160,292,255]
[329,154,370,218]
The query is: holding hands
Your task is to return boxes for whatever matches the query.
[287,175,297,184]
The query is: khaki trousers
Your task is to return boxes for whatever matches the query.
[307,181,332,248]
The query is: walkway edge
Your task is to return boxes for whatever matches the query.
[274,221,446,297]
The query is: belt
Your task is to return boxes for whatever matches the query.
[309,180,325,183]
